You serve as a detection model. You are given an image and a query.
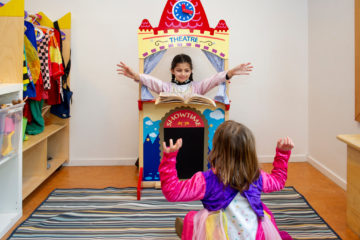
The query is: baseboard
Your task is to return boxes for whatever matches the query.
[69,155,305,166]
[65,155,347,190]
[258,154,307,163]
[65,158,137,166]
[307,155,347,190]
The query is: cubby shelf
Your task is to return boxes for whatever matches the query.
[22,122,69,199]
[22,154,69,199]
[23,123,67,151]
[21,11,71,201]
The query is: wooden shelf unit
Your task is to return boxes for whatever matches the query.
[337,134,360,236]
[21,12,71,200]
[23,123,67,151]
[0,5,71,236]
[22,121,69,199]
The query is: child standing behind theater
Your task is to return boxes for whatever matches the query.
[159,120,294,240]
[117,54,253,97]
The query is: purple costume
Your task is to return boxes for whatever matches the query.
[159,149,293,239]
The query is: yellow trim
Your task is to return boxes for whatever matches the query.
[37,12,71,29]
[37,12,54,28]
[222,211,230,240]
[0,0,24,17]
[58,12,71,29]
[138,28,229,59]
[264,211,271,220]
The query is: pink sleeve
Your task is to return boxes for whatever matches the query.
[193,71,227,95]
[139,74,171,94]
[159,151,206,202]
[261,148,291,193]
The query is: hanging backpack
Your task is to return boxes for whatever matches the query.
[50,21,73,119]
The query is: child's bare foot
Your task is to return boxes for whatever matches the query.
[175,217,183,238]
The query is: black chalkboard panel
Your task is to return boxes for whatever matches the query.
[164,127,204,179]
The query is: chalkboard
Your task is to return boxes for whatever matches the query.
[164,127,204,179]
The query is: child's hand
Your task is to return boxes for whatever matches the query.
[163,138,183,153]
[227,62,253,78]
[277,136,294,151]
[116,61,140,81]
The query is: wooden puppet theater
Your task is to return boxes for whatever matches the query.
[137,0,231,199]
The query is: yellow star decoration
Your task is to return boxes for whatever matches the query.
[146,138,150,141]
[210,124,213,127]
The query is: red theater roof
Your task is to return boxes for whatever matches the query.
[139,0,228,35]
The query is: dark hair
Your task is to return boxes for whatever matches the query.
[171,54,193,82]
[208,120,260,193]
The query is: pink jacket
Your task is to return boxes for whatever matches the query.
[159,149,292,240]
[138,71,227,95]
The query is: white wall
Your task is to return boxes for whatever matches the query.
[25,1,308,166]
[308,0,359,189]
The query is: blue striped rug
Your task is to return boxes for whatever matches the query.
[8,187,341,239]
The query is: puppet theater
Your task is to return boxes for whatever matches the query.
[136,0,231,199]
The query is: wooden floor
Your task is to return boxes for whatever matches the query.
[2,163,360,240]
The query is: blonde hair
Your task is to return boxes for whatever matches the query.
[208,120,260,193]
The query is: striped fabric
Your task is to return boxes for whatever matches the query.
[23,53,30,91]
[9,187,340,240]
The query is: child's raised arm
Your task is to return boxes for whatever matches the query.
[159,138,207,202]
[226,62,254,79]
[162,138,183,153]
[116,61,140,81]
[194,62,254,95]
[116,61,170,94]
[276,136,295,152]
[261,136,294,193]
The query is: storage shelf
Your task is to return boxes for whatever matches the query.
[0,153,16,167]
[0,0,28,238]
[0,212,21,238]
[337,134,360,151]
[48,157,68,172]
[23,123,67,152]
[22,176,43,199]
[0,83,22,95]
[22,156,67,199]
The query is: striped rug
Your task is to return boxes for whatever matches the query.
[9,187,340,239]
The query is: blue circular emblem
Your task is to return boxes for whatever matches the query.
[172,1,195,23]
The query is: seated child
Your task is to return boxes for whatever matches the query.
[159,120,294,240]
